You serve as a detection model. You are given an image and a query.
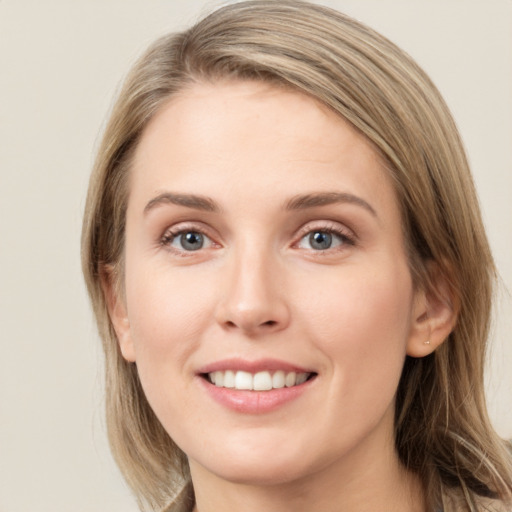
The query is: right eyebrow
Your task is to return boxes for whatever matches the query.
[285,191,377,218]
[143,192,221,214]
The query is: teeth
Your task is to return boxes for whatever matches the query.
[207,370,311,391]
[212,371,223,387]
[272,370,285,389]
[253,371,273,391]
[296,372,308,385]
[235,371,253,390]
[223,370,235,388]
[285,371,296,387]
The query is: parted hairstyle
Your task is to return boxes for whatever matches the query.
[81,1,512,510]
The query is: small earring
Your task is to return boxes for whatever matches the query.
[424,340,431,345]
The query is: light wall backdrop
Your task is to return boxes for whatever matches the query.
[1,1,510,511]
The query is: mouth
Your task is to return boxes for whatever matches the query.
[202,370,317,391]
[197,360,317,413]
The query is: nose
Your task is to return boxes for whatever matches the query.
[214,244,290,336]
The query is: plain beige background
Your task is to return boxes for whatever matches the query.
[0,1,510,511]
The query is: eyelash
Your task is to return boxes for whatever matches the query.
[293,222,356,253]
[159,221,356,255]
[160,224,216,255]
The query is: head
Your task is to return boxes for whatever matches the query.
[81,1,511,509]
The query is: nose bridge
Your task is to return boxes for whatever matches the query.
[216,237,289,334]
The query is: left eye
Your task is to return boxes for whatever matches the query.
[297,230,346,251]
[167,231,212,251]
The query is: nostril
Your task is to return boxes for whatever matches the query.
[223,318,278,330]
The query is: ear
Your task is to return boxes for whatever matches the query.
[406,264,459,358]
[100,265,136,363]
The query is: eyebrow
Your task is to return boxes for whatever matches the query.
[143,190,377,217]
[144,192,221,214]
[285,192,377,217]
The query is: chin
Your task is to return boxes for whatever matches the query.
[186,432,330,488]
[196,457,313,487]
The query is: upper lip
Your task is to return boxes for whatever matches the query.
[197,358,314,375]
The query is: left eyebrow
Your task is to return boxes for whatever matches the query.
[144,192,221,214]
[285,192,377,217]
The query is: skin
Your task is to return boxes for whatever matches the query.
[108,81,454,512]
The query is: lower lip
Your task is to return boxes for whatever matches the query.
[198,376,314,414]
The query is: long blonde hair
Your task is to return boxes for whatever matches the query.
[81,1,512,510]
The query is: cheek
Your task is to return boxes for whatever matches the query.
[124,262,216,376]
[302,262,413,404]
[308,264,412,335]
[122,264,221,429]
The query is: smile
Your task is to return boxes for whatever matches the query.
[197,360,317,413]
[206,370,313,391]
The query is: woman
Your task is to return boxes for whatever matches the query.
[81,1,512,510]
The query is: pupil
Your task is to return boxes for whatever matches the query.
[182,232,203,251]
[310,231,332,250]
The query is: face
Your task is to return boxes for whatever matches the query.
[113,81,427,488]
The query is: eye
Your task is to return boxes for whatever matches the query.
[162,229,214,252]
[296,227,353,251]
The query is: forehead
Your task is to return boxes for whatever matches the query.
[129,80,397,217]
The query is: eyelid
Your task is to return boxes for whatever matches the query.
[159,221,221,254]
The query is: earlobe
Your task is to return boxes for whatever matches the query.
[100,265,136,363]
[406,267,458,358]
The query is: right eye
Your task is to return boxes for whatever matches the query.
[161,229,214,252]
